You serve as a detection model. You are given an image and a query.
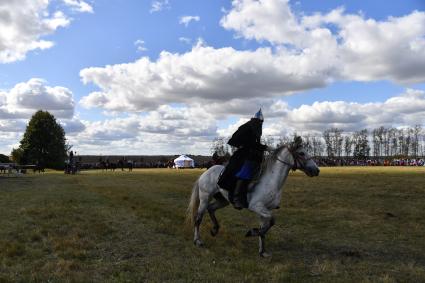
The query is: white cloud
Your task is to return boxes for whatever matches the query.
[221,0,425,84]
[0,0,93,63]
[0,120,27,133]
[221,0,305,46]
[71,88,425,155]
[80,43,332,112]
[267,88,425,134]
[150,0,170,13]
[1,78,75,119]
[179,15,200,27]
[139,105,217,137]
[3,84,424,155]
[79,5,425,115]
[60,118,86,134]
[134,39,148,52]
[68,106,217,154]
[63,0,94,13]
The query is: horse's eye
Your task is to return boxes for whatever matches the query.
[299,152,305,156]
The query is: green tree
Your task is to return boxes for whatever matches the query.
[0,153,10,163]
[10,148,23,163]
[17,110,67,169]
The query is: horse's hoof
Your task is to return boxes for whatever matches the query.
[260,252,272,258]
[210,228,219,237]
[245,228,259,237]
[194,239,204,247]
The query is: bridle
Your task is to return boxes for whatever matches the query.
[276,146,313,171]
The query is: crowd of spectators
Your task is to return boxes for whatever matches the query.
[78,160,173,170]
[76,157,425,170]
[315,157,425,167]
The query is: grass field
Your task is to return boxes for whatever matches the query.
[0,167,424,282]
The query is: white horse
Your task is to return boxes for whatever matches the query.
[186,136,320,257]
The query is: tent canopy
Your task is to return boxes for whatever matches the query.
[174,155,195,168]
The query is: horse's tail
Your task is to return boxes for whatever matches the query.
[186,180,200,226]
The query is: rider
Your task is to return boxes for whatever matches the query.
[218,109,267,209]
[69,150,74,163]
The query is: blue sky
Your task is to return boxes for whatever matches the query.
[0,0,424,155]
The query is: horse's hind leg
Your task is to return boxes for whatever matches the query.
[194,196,209,247]
[208,193,229,237]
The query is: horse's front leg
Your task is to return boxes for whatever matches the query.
[258,216,275,257]
[246,210,275,257]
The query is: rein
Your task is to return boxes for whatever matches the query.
[275,146,312,171]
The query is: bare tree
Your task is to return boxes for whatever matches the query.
[412,125,422,157]
[323,128,343,157]
[344,136,353,157]
[353,129,370,159]
[211,137,231,157]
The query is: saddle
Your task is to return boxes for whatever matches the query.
[217,162,261,197]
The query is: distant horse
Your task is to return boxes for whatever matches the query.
[186,136,320,257]
[109,162,117,172]
[99,161,116,172]
[118,159,124,171]
[99,161,107,171]
[33,165,45,173]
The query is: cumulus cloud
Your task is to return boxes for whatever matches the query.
[80,43,332,112]
[68,88,425,155]
[60,118,86,134]
[179,15,200,27]
[221,0,305,45]
[68,106,217,154]
[0,120,27,133]
[214,89,425,140]
[0,0,93,63]
[4,85,423,155]
[139,105,217,137]
[150,0,170,13]
[262,88,425,135]
[79,2,424,116]
[63,0,93,13]
[1,78,75,119]
[221,0,425,84]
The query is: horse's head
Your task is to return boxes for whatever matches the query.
[288,136,320,177]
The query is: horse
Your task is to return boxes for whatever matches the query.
[186,136,320,257]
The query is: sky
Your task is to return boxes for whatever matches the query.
[0,0,425,155]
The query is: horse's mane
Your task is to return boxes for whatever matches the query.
[258,139,301,179]
[258,144,289,179]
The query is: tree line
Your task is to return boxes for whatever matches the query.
[212,125,425,159]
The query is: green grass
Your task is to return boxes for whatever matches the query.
[0,167,424,282]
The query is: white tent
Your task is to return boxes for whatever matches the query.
[174,155,195,168]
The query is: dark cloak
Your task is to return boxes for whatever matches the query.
[217,118,266,192]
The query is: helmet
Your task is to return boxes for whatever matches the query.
[253,108,264,121]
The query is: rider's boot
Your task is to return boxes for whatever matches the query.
[233,179,248,210]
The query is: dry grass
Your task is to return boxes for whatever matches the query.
[0,167,424,282]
